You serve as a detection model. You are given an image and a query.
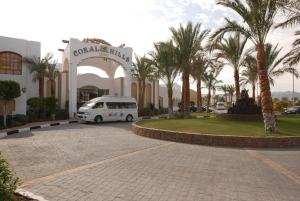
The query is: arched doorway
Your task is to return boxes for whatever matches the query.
[77,86,109,107]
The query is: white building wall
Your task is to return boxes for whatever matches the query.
[0,36,40,115]
[77,74,113,93]
[159,83,182,108]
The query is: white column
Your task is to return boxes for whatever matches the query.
[68,62,77,118]
[123,69,131,97]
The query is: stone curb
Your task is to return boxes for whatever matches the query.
[16,188,48,201]
[0,120,78,139]
[132,122,300,148]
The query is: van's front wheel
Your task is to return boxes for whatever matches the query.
[94,115,103,123]
[126,115,133,122]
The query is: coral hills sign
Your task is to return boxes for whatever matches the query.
[73,45,130,64]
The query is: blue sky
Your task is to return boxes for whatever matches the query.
[1,0,298,93]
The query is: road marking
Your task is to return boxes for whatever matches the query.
[246,149,300,186]
[21,142,173,188]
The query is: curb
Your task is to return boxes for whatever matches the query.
[132,122,300,148]
[0,120,78,139]
[15,188,48,201]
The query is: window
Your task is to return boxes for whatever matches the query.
[92,102,104,109]
[0,52,22,75]
[106,102,118,109]
[106,102,136,109]
[127,102,137,109]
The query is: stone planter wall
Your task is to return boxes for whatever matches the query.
[132,123,300,148]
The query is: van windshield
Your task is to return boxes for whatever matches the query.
[82,100,96,107]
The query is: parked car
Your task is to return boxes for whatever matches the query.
[202,105,214,113]
[284,106,300,114]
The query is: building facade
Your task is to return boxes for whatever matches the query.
[0,36,40,115]
[0,36,160,117]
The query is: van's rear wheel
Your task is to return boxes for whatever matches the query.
[94,115,103,123]
[126,114,133,122]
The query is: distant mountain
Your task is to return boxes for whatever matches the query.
[271,91,300,100]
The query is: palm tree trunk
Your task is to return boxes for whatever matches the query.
[207,87,211,113]
[183,72,190,116]
[138,80,143,109]
[142,80,146,108]
[234,68,240,99]
[196,79,202,112]
[50,80,56,97]
[39,78,44,97]
[181,75,185,113]
[256,44,276,132]
[167,83,174,118]
[252,84,256,101]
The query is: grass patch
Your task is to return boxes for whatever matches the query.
[138,115,300,137]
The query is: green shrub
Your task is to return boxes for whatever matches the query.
[55,109,68,120]
[273,100,292,112]
[0,153,19,201]
[27,97,58,119]
[0,80,21,100]
[0,81,21,128]
[27,110,39,122]
[138,108,151,117]
[44,97,58,116]
[27,97,42,110]
[12,114,28,124]
[0,115,28,128]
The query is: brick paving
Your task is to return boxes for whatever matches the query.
[0,122,299,201]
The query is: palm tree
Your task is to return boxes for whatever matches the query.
[191,52,210,111]
[132,55,156,109]
[211,0,284,132]
[203,71,222,113]
[203,60,223,112]
[211,33,248,99]
[241,44,299,100]
[240,55,258,100]
[45,59,59,97]
[277,0,300,29]
[170,22,209,117]
[264,43,299,85]
[219,85,229,103]
[23,55,50,97]
[151,40,178,117]
[227,85,235,104]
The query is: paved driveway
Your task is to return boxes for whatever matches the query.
[0,122,299,201]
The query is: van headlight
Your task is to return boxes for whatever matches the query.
[84,112,91,115]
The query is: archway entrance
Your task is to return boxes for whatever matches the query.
[62,38,133,117]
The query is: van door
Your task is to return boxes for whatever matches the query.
[105,102,119,121]
[91,102,104,120]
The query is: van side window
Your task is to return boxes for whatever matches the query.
[106,102,118,109]
[92,102,104,109]
[128,102,137,109]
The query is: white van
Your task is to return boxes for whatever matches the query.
[77,96,138,123]
[216,102,226,110]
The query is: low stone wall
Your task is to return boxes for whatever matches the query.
[132,123,300,148]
